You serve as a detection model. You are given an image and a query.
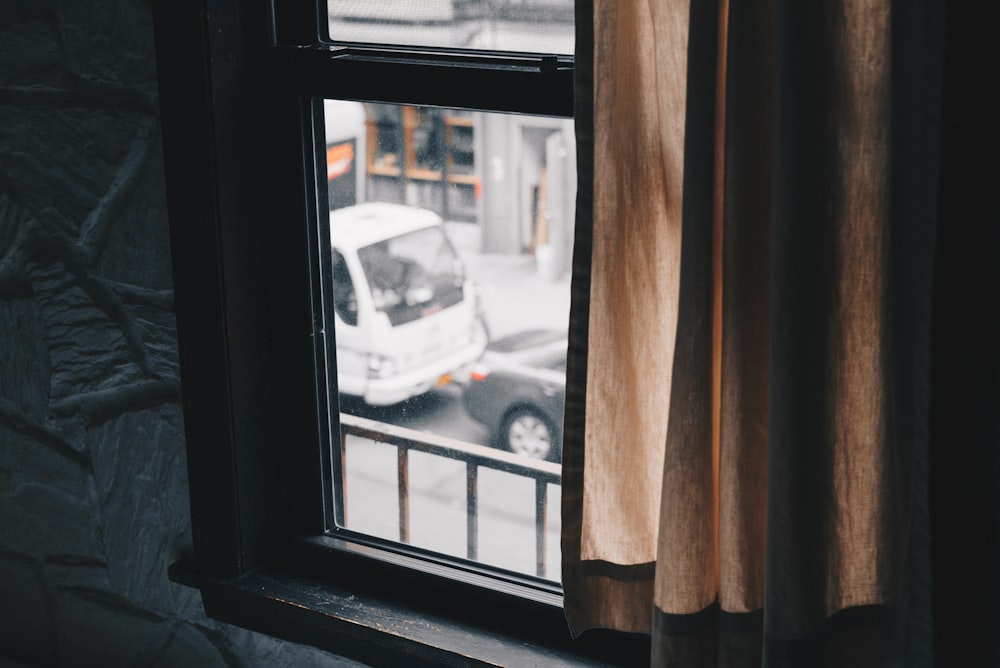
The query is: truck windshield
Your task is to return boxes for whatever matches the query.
[357,226,465,326]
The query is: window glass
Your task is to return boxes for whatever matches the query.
[327,1,574,55]
[367,105,403,176]
[324,100,574,580]
[331,250,359,325]
[357,227,465,325]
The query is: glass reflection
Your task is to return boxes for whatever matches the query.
[327,0,574,54]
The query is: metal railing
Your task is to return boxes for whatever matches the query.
[337,413,562,578]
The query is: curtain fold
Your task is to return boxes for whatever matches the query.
[562,0,689,635]
[563,0,957,664]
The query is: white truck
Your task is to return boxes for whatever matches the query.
[329,202,488,406]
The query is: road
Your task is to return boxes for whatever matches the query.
[339,385,488,445]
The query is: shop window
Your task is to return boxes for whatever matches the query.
[366,104,403,177]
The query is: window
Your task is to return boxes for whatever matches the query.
[316,9,578,585]
[154,0,648,663]
[327,102,574,580]
[309,3,578,596]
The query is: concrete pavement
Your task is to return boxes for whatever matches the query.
[445,221,572,342]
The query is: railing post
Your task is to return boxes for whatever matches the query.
[466,461,478,561]
[397,446,410,544]
[535,478,547,578]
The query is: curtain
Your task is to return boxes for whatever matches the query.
[560,0,998,665]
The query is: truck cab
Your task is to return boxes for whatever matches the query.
[329,202,488,406]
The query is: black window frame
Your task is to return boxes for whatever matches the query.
[153,0,648,663]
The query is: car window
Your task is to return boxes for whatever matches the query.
[357,227,464,326]
[488,329,566,353]
[332,250,358,326]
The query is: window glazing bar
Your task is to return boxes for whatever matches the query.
[269,46,573,117]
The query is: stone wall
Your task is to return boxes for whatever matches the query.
[0,1,361,665]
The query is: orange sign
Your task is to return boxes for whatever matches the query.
[326,142,355,180]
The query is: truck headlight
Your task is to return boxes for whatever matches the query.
[367,354,397,379]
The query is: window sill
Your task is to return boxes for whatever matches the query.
[169,552,649,667]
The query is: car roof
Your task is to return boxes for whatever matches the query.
[329,203,443,251]
[483,329,567,370]
[487,329,566,354]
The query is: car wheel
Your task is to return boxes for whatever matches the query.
[500,407,557,461]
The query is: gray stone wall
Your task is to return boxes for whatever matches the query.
[0,1,361,665]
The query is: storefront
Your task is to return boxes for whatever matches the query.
[364,104,479,222]
[326,101,575,280]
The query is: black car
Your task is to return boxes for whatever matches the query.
[462,329,566,462]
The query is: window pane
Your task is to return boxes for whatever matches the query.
[327,1,574,55]
[323,100,573,581]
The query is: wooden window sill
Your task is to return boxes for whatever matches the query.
[169,553,649,667]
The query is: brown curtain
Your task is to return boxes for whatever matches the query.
[560,0,999,665]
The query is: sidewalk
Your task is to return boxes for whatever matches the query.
[445,222,572,341]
